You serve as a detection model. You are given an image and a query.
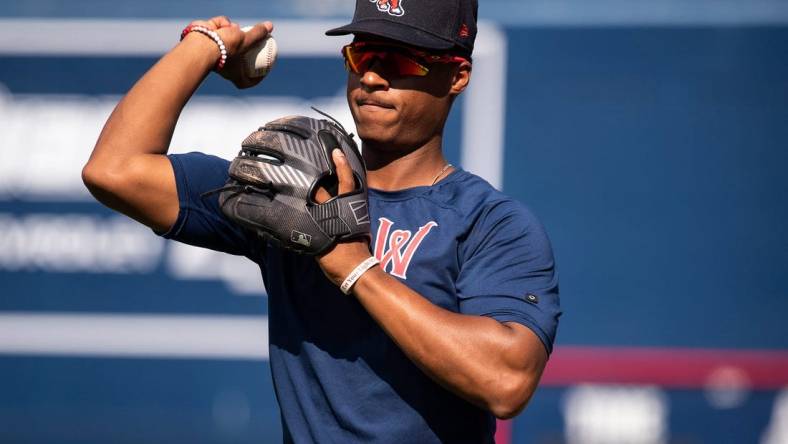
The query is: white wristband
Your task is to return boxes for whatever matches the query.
[340,256,380,295]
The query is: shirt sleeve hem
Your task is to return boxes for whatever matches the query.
[483,312,554,355]
[153,155,189,240]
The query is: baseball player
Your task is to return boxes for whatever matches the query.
[82,0,560,442]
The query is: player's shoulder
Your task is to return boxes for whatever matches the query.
[168,151,232,190]
[437,170,554,263]
[428,168,541,227]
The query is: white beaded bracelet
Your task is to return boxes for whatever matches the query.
[339,256,380,295]
[180,24,228,70]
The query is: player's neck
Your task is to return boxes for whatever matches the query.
[363,136,451,191]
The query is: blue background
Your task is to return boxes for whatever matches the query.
[1,2,787,443]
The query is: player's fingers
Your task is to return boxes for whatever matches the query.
[187,19,217,31]
[242,21,273,46]
[314,187,331,203]
[333,149,356,195]
[210,15,233,28]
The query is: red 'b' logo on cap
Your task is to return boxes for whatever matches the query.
[371,0,404,17]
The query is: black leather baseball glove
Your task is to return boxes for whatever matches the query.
[214,114,370,255]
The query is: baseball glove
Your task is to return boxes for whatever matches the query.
[214,114,370,255]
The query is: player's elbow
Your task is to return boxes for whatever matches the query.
[488,370,540,420]
[82,160,112,195]
[81,156,131,204]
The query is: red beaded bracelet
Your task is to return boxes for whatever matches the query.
[180,24,228,71]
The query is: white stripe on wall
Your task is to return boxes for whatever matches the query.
[462,23,506,190]
[0,313,269,360]
[0,19,351,56]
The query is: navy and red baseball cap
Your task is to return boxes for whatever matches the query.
[326,0,478,57]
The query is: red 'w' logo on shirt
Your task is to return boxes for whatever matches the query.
[373,217,438,279]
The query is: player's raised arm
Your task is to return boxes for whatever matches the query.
[81,17,273,232]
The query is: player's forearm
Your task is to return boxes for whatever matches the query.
[89,35,217,165]
[352,267,547,418]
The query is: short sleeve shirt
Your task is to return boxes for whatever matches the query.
[161,152,561,444]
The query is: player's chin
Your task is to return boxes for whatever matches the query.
[353,111,398,136]
[356,125,392,144]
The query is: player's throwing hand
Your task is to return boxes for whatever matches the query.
[182,16,274,89]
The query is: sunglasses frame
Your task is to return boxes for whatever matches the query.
[341,41,470,77]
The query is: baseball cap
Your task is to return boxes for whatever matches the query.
[326,0,478,57]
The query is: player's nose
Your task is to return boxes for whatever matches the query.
[359,59,390,91]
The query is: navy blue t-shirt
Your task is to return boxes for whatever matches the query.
[162,152,561,444]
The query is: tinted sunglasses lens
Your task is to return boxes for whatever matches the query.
[389,52,429,76]
[343,45,429,77]
[343,46,369,73]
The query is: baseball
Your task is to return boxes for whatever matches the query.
[241,25,278,79]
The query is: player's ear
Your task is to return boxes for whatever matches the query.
[449,61,471,96]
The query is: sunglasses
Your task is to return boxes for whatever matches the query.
[341,41,468,77]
